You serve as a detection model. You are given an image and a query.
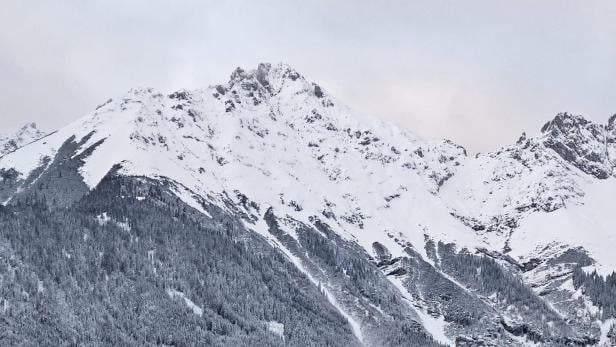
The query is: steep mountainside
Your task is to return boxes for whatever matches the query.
[0,63,615,346]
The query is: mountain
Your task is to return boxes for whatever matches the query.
[0,63,614,346]
[442,112,616,270]
[0,122,46,155]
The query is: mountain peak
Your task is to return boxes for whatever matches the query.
[227,63,307,93]
[215,62,333,113]
[0,122,46,155]
[540,112,590,134]
[20,122,37,130]
[15,122,42,137]
[229,62,296,81]
[538,113,614,179]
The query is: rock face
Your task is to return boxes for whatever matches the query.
[607,114,616,169]
[0,63,615,346]
[541,112,614,179]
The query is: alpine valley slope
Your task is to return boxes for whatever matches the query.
[0,63,615,346]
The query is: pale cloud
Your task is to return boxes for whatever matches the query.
[1,0,615,152]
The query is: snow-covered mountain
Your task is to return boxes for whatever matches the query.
[0,122,45,155]
[0,63,614,346]
[442,112,616,272]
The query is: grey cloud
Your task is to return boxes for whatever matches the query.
[1,0,615,152]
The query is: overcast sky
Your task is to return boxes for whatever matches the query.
[1,1,615,152]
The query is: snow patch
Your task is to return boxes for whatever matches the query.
[96,212,111,225]
[96,212,131,231]
[598,318,616,346]
[389,275,453,346]
[267,321,285,340]
[166,289,203,317]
